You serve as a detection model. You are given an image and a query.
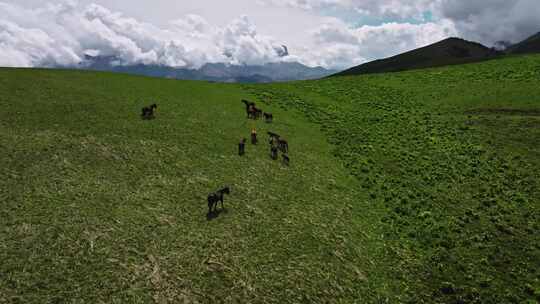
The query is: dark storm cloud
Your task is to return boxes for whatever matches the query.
[439,0,540,44]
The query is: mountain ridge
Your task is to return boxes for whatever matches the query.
[506,32,540,55]
[333,31,540,77]
[333,37,502,77]
[78,56,335,83]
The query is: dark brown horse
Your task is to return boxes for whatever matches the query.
[270,145,278,160]
[282,154,290,166]
[251,129,258,144]
[238,138,246,156]
[267,131,280,143]
[207,186,230,213]
[278,138,289,153]
[141,103,157,120]
[253,107,263,119]
[241,100,256,118]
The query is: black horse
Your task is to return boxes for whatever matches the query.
[263,112,273,123]
[207,187,230,213]
[282,154,290,166]
[278,138,289,153]
[270,145,278,160]
[268,131,280,141]
[241,99,255,108]
[141,103,157,120]
[254,107,263,120]
[238,138,246,156]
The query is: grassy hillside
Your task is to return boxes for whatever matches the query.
[507,32,540,55]
[2,55,540,303]
[245,54,540,303]
[0,68,388,303]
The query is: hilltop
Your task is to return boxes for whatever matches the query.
[1,54,540,303]
[507,32,540,55]
[333,31,540,77]
[333,37,501,76]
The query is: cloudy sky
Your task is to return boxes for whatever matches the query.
[1,0,539,70]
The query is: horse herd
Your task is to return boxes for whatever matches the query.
[242,99,273,122]
[140,99,290,216]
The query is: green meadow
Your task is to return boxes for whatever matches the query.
[1,55,539,303]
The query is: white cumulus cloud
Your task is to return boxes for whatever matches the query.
[0,1,288,69]
[300,17,457,68]
[2,0,537,71]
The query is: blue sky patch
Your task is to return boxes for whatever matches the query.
[320,7,436,27]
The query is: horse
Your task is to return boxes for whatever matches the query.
[263,112,273,123]
[141,103,157,119]
[239,138,246,156]
[241,100,256,118]
[270,145,278,160]
[268,131,280,140]
[207,186,230,213]
[278,138,289,153]
[241,99,255,108]
[268,131,280,137]
[248,106,257,119]
[282,154,290,166]
[254,108,263,120]
[251,129,258,145]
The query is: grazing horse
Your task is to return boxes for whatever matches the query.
[239,138,246,156]
[248,106,257,119]
[207,186,231,213]
[263,112,273,123]
[254,108,263,120]
[241,99,256,118]
[278,138,289,153]
[268,131,280,138]
[241,99,255,108]
[267,131,280,142]
[251,129,258,145]
[282,154,290,166]
[141,103,157,119]
[270,145,278,160]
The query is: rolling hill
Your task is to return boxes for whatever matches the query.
[1,54,540,303]
[333,37,501,76]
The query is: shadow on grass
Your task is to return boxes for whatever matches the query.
[206,208,228,221]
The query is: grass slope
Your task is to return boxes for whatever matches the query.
[245,54,540,303]
[0,68,387,303]
[2,54,540,303]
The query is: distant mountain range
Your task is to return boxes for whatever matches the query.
[333,31,540,77]
[78,55,336,83]
[73,31,540,82]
